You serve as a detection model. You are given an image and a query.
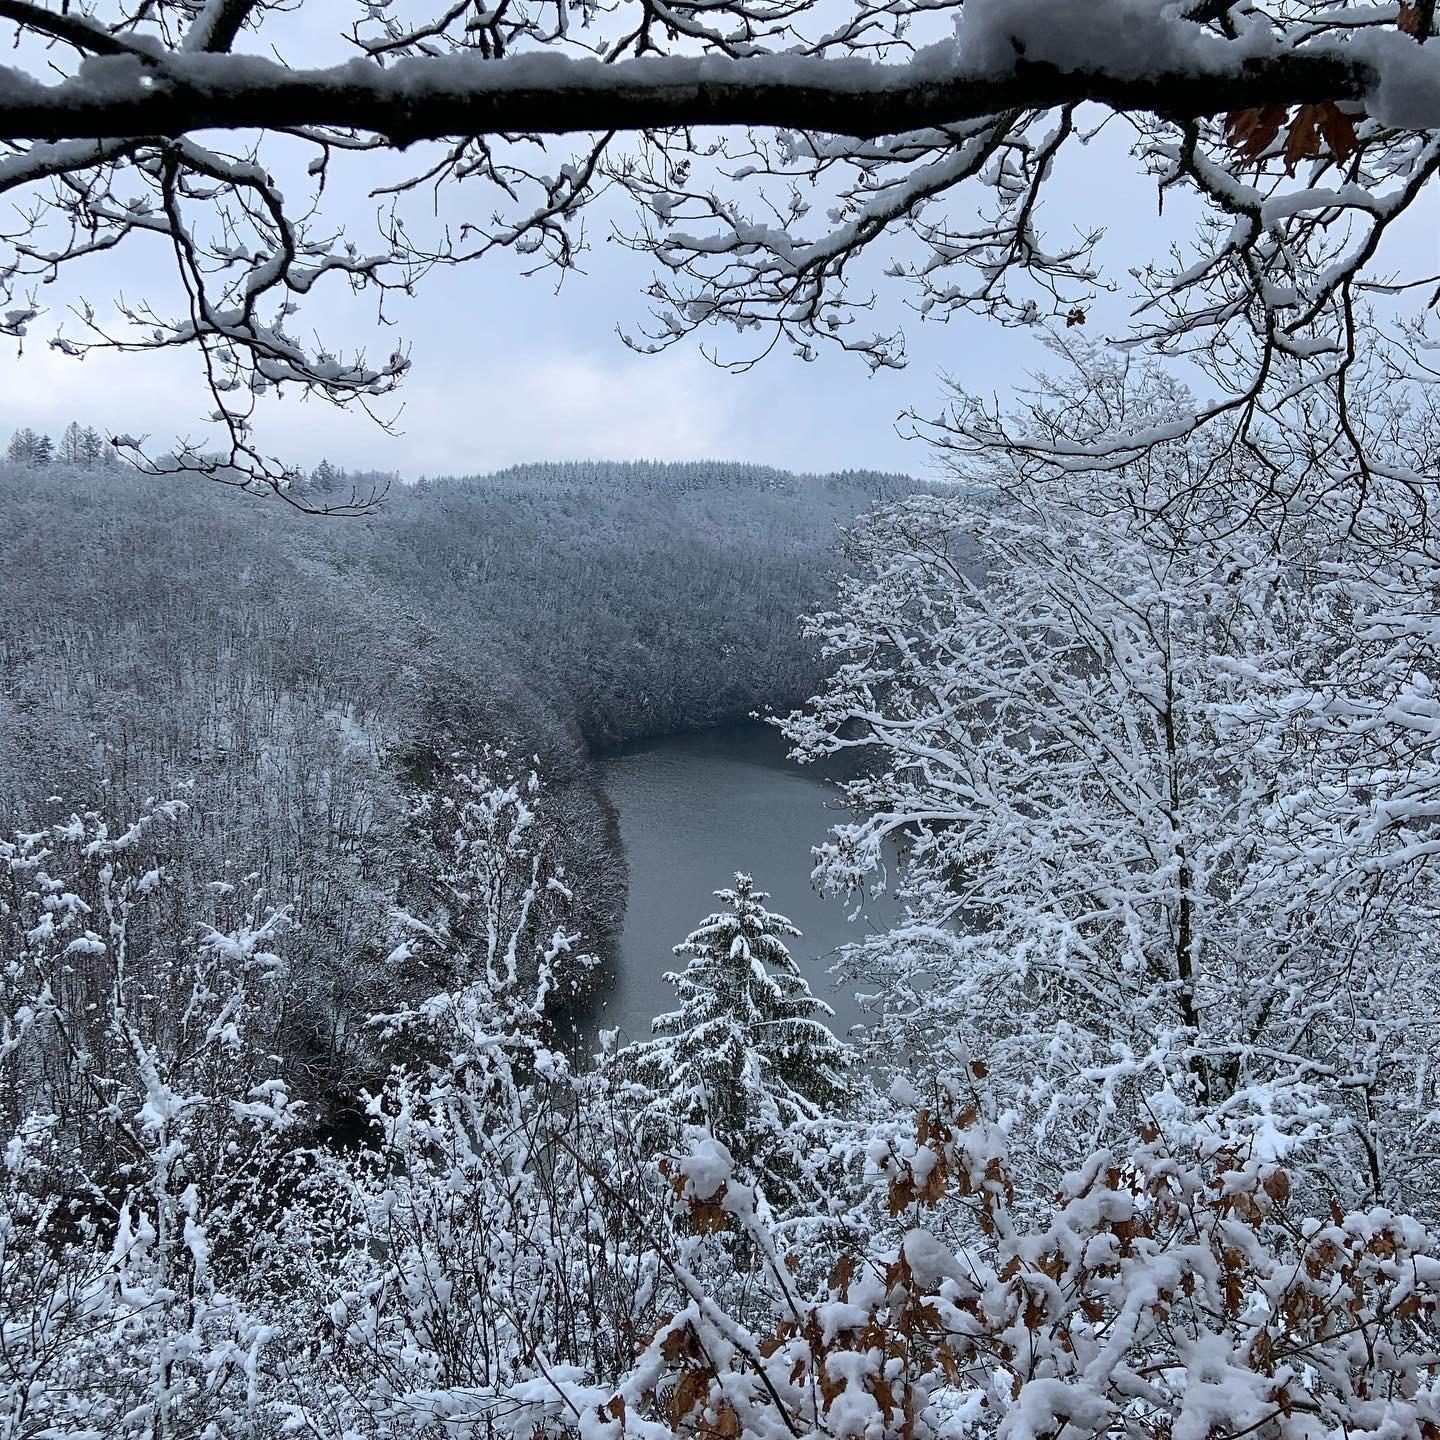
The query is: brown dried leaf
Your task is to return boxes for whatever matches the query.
[888,1174,916,1215]
[1262,1169,1291,1206]
[1225,105,1289,162]
[1283,105,1323,174]
[872,1378,896,1418]
[713,1403,742,1439]
[690,1192,729,1233]
[1315,102,1360,165]
[918,1156,949,1206]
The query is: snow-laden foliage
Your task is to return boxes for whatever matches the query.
[271,762,668,1436]
[622,874,850,1207]
[575,1071,1440,1440]
[292,1065,1440,1440]
[782,347,1440,1214]
[0,804,302,1437]
[4,794,1440,1436]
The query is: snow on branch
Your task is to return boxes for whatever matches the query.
[1,0,1439,485]
[0,43,1400,143]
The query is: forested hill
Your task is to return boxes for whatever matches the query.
[369,459,910,747]
[0,457,911,798]
[0,455,911,1088]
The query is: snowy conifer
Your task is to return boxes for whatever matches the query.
[627,874,848,1199]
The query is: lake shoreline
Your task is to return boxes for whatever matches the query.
[589,720,894,1046]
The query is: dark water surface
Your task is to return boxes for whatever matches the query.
[594,723,895,1044]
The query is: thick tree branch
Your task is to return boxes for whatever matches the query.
[183,0,268,53]
[0,1,1434,488]
[0,46,1384,145]
[0,0,140,56]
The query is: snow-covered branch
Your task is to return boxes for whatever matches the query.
[1,0,1439,481]
[0,44,1397,143]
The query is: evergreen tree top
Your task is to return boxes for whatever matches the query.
[674,872,801,956]
[652,872,839,1043]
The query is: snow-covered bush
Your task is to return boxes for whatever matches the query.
[0,806,302,1436]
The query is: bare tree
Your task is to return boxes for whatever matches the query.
[0,0,1438,495]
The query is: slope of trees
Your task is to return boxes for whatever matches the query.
[0,452,906,1109]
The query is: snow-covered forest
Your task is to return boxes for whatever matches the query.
[0,452,910,1082]
[6,343,1440,1438]
[6,0,1440,1435]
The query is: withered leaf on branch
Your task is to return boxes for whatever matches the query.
[668,1369,711,1426]
[1283,106,1324,172]
[1226,102,1360,173]
[1314,102,1361,163]
[1224,104,1290,161]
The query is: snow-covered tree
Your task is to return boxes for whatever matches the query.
[388,751,598,1033]
[783,349,1440,1216]
[2,4,1439,487]
[625,875,848,1202]
[308,458,343,495]
[274,760,669,1435]
[80,424,111,467]
[0,805,301,1436]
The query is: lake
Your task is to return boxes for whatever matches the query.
[593,722,895,1044]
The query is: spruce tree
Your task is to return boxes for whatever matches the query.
[628,874,848,1195]
[80,425,108,467]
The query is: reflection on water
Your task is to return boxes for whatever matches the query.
[595,723,895,1044]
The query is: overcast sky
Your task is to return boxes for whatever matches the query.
[4,16,1435,482]
[0,154,1138,481]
